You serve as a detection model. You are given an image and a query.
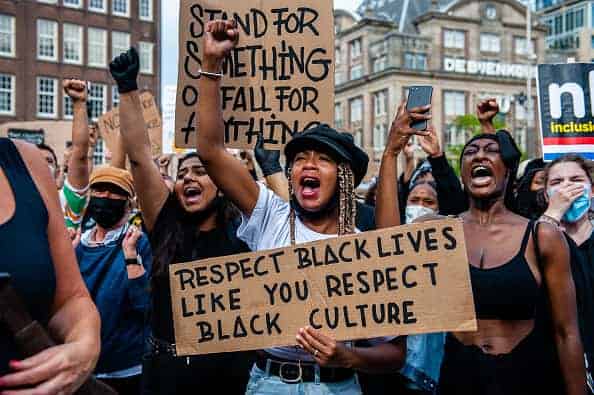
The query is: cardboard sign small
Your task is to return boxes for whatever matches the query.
[98,92,163,156]
[169,219,477,356]
[175,0,335,150]
[537,63,594,161]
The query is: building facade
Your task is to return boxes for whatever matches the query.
[334,0,546,177]
[0,0,160,126]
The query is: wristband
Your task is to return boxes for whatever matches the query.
[199,70,223,80]
[125,257,141,266]
[539,214,561,227]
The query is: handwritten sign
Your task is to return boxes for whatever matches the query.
[169,219,476,356]
[175,0,335,150]
[98,92,163,156]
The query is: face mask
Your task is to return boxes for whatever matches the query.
[548,184,591,223]
[405,205,436,224]
[87,197,127,229]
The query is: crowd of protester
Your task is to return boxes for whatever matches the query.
[1,19,594,395]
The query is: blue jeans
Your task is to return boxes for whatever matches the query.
[245,364,362,395]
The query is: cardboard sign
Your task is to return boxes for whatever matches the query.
[175,0,335,150]
[98,92,163,156]
[169,219,477,356]
[537,63,594,161]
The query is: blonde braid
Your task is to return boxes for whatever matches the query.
[338,163,356,236]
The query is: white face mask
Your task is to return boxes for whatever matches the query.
[405,205,436,224]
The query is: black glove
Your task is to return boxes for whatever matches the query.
[254,133,282,177]
[109,47,139,94]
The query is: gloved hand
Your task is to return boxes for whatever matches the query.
[254,133,282,177]
[109,47,139,93]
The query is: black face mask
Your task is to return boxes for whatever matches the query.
[87,197,127,229]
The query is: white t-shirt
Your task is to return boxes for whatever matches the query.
[237,183,393,361]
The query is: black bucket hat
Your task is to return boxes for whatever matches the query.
[284,124,369,187]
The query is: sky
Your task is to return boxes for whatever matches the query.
[160,0,360,94]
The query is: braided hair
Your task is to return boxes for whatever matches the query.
[287,162,357,245]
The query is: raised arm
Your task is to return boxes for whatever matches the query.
[254,133,290,201]
[538,223,587,395]
[109,48,168,231]
[197,20,259,215]
[477,98,498,135]
[63,80,90,190]
[376,102,430,228]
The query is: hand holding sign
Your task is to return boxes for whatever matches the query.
[63,79,87,102]
[203,20,239,72]
[296,326,356,368]
[110,47,139,93]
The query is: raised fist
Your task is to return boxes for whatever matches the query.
[202,20,238,70]
[477,98,499,124]
[63,79,87,102]
[109,47,139,93]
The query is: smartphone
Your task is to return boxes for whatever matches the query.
[406,86,433,131]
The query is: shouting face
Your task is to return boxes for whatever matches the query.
[461,138,508,201]
[290,150,338,212]
[174,156,218,214]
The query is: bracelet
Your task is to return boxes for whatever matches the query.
[539,214,561,227]
[199,70,223,80]
[125,257,141,266]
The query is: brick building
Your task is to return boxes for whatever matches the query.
[0,0,160,162]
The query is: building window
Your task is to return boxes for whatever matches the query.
[576,8,584,28]
[139,0,153,21]
[0,74,15,115]
[372,55,387,72]
[93,139,105,165]
[63,0,82,8]
[112,86,120,108]
[444,29,465,49]
[88,83,106,120]
[63,24,83,64]
[349,97,363,125]
[37,77,57,118]
[88,28,107,68]
[444,91,466,117]
[335,103,343,128]
[515,102,526,121]
[515,37,535,55]
[37,19,58,62]
[63,95,73,119]
[112,31,130,59]
[349,39,361,61]
[404,53,427,70]
[554,15,562,35]
[335,48,342,66]
[374,123,387,150]
[350,64,363,80]
[374,90,387,117]
[371,41,387,73]
[353,130,363,147]
[335,70,344,85]
[112,0,130,17]
[0,15,15,58]
[139,42,154,74]
[89,0,106,13]
[480,33,501,53]
[37,0,57,3]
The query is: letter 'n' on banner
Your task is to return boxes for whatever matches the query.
[174,0,335,150]
[537,63,594,161]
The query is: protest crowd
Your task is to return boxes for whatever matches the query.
[3,15,594,395]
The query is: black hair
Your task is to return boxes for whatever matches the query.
[36,142,57,165]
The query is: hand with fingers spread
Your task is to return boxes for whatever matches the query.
[109,47,139,94]
[477,98,499,134]
[296,327,357,368]
[545,183,589,223]
[386,102,431,156]
[0,341,97,395]
[254,133,282,177]
[418,125,442,158]
[63,79,87,103]
[203,20,239,73]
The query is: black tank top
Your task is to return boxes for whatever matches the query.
[470,222,540,320]
[0,138,56,374]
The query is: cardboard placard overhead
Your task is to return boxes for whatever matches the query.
[97,91,163,156]
[537,63,594,161]
[169,219,477,356]
[175,0,335,150]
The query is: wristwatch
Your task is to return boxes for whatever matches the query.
[125,257,141,266]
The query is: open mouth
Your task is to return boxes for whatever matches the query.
[183,186,203,204]
[300,176,321,199]
[470,165,494,187]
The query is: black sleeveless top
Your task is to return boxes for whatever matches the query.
[0,138,56,374]
[470,222,540,320]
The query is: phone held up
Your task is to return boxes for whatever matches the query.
[406,86,433,131]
